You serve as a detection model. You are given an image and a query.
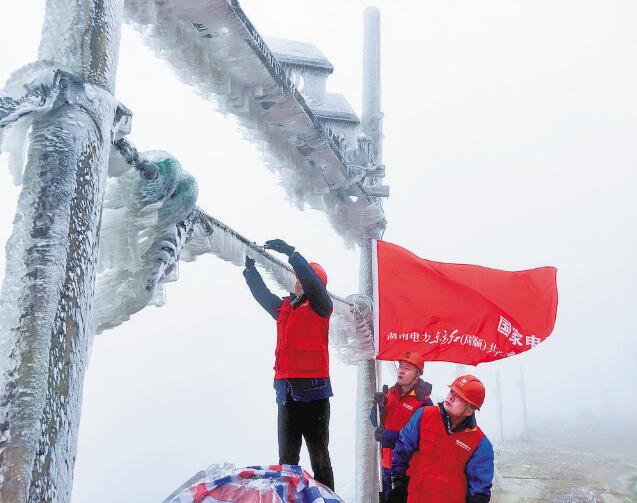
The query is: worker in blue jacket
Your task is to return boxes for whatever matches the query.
[389,375,494,503]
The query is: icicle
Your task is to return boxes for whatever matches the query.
[93,143,198,334]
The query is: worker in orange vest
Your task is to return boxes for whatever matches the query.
[371,352,433,502]
[388,375,494,503]
[243,239,334,490]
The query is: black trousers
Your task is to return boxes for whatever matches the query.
[277,398,335,490]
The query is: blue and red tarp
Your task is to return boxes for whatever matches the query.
[168,464,344,503]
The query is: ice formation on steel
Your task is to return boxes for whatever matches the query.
[164,463,345,503]
[0,2,385,501]
[93,141,199,333]
[123,0,387,245]
[0,62,61,184]
[0,58,124,503]
[28,124,368,361]
[0,0,126,498]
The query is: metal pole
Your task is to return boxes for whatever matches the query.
[355,246,380,503]
[0,1,124,501]
[355,7,383,503]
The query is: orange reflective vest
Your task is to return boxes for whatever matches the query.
[274,298,330,379]
[381,386,429,469]
[407,406,484,503]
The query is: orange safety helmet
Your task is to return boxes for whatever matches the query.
[310,262,328,285]
[448,375,485,410]
[399,351,425,373]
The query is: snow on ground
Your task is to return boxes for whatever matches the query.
[492,429,637,502]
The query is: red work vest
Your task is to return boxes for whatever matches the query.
[274,298,330,379]
[381,386,428,469]
[407,406,484,503]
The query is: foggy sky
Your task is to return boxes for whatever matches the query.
[1,1,636,501]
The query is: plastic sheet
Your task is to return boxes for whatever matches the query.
[164,464,344,503]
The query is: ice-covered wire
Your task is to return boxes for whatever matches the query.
[108,139,375,363]
[113,137,161,180]
[182,208,376,363]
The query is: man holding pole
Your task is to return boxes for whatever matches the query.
[243,239,335,490]
[371,352,433,502]
[388,375,494,503]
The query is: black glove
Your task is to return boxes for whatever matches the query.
[467,494,490,503]
[245,256,255,270]
[374,425,384,443]
[263,239,295,256]
[373,391,387,410]
[387,477,408,503]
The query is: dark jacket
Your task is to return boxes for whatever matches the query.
[377,379,433,450]
[243,251,333,405]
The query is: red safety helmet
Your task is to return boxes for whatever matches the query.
[310,262,327,285]
[448,375,485,410]
[399,351,425,373]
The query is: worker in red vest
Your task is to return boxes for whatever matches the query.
[371,352,433,502]
[243,239,334,490]
[388,375,494,503]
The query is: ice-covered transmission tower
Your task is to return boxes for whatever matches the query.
[0,1,386,501]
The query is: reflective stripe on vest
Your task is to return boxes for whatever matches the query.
[381,387,428,469]
[407,406,484,503]
[274,298,330,379]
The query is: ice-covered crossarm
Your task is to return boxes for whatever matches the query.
[0,64,122,184]
[123,0,386,245]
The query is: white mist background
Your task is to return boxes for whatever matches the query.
[1,0,636,501]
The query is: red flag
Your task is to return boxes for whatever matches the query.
[373,240,558,365]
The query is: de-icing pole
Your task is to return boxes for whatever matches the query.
[0,1,124,501]
[355,7,384,503]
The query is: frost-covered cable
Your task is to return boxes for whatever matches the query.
[107,139,374,362]
[113,137,160,179]
[181,209,376,363]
